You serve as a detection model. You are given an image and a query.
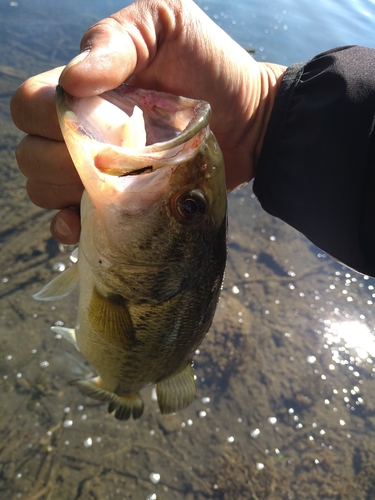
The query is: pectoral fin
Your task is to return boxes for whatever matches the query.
[70,376,144,420]
[156,362,196,414]
[89,287,137,349]
[33,263,79,301]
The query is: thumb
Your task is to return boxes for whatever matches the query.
[59,6,154,97]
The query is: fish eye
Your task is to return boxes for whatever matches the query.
[175,189,208,221]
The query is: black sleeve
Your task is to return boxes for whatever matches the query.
[253,46,375,276]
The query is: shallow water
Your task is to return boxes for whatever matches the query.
[1,1,375,499]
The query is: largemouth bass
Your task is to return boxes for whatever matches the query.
[35,83,227,420]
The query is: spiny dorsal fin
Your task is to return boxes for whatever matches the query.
[88,287,137,349]
[70,376,144,420]
[33,263,79,301]
[156,362,196,414]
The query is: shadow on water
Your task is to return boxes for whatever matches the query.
[2,1,375,499]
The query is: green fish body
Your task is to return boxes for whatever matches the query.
[35,84,227,420]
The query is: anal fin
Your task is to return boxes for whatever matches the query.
[70,376,113,402]
[156,362,196,414]
[70,376,144,420]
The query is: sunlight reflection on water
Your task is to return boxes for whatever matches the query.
[324,319,375,361]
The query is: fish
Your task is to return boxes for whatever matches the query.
[34,83,227,420]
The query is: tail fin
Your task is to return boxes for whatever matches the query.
[108,394,144,420]
[70,376,144,420]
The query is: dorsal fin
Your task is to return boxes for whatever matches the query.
[88,286,137,349]
[156,362,196,414]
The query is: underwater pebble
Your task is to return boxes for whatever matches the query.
[53,262,66,272]
[251,428,260,438]
[149,472,160,484]
[83,437,92,447]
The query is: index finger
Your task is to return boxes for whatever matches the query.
[10,67,64,140]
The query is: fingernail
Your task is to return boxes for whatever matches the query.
[60,49,90,80]
[69,48,90,66]
[55,216,72,238]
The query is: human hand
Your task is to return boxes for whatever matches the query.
[11,0,285,244]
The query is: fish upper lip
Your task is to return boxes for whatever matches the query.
[55,84,212,154]
[101,83,212,153]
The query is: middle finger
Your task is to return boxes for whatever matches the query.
[16,135,80,185]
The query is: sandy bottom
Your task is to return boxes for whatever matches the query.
[2,128,375,500]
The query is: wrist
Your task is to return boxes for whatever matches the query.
[224,58,286,192]
[252,62,286,173]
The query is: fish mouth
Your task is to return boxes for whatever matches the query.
[55,84,211,177]
[98,84,211,153]
[55,84,217,216]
